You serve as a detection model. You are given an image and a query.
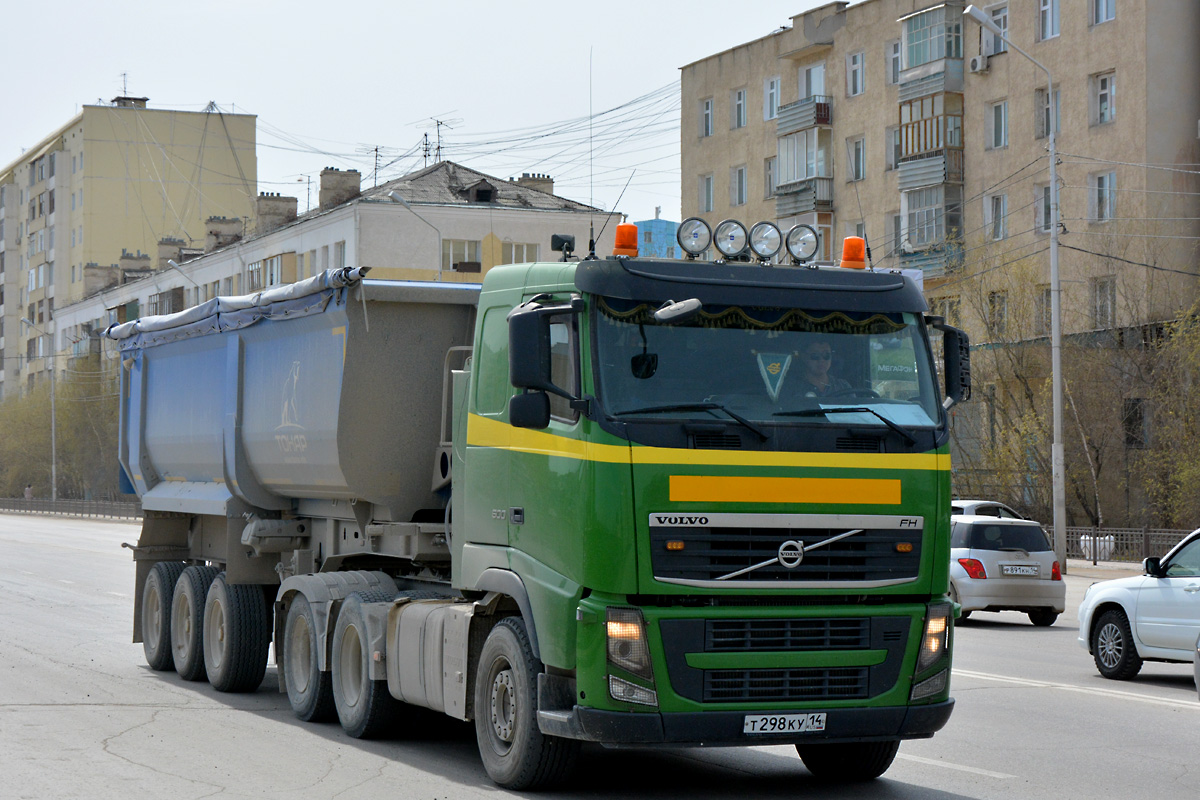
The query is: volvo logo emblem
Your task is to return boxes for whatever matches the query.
[778,540,805,569]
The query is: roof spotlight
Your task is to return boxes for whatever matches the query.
[677,217,712,258]
[748,221,782,262]
[785,224,820,264]
[713,219,749,259]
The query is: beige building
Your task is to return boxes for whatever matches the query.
[0,97,257,397]
[682,0,1200,523]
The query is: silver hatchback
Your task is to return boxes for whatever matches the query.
[949,515,1066,626]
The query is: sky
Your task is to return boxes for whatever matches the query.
[1,0,827,225]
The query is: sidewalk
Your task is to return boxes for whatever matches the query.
[1065,558,1143,580]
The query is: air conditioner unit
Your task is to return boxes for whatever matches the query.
[969,55,989,74]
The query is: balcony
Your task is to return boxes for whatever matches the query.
[775,176,833,216]
[898,149,964,191]
[777,95,832,136]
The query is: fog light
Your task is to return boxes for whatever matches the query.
[916,603,952,672]
[749,221,782,260]
[677,217,712,258]
[609,675,658,706]
[910,669,948,701]
[785,224,819,263]
[607,607,654,680]
[713,219,749,258]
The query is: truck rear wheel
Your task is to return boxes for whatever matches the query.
[331,590,398,738]
[203,573,271,693]
[171,565,220,681]
[283,594,335,721]
[795,740,900,781]
[142,561,185,671]
[474,617,579,790]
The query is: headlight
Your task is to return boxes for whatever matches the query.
[607,607,654,680]
[916,603,952,672]
[677,217,712,257]
[713,219,748,258]
[785,224,819,263]
[748,221,782,260]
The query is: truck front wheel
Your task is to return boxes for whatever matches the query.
[203,573,271,693]
[795,740,900,781]
[474,617,579,790]
[283,594,335,721]
[171,565,220,681]
[331,590,399,738]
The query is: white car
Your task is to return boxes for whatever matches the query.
[949,515,1065,626]
[950,499,1025,519]
[1078,528,1200,680]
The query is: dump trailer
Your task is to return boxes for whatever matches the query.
[111,232,971,789]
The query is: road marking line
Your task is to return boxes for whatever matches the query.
[896,754,1015,779]
[58,579,75,584]
[106,592,127,598]
[955,668,1200,710]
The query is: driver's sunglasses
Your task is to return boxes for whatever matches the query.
[806,351,832,361]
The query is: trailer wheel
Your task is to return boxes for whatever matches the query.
[331,590,398,739]
[203,573,271,693]
[142,561,185,671]
[171,565,220,681]
[474,617,580,790]
[795,740,900,781]
[283,594,335,721]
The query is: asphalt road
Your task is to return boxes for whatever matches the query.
[2,513,1197,800]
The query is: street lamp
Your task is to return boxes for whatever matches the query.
[387,190,443,281]
[964,5,1066,571]
[20,317,56,502]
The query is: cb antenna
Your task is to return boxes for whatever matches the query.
[592,169,636,258]
[588,47,595,258]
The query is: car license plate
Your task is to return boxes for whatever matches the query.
[743,712,826,734]
[1002,564,1039,576]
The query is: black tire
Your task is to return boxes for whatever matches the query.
[1029,609,1059,627]
[142,561,185,671]
[796,740,900,781]
[331,590,399,739]
[1092,609,1143,680]
[283,593,335,722]
[203,573,271,693]
[474,617,580,790]
[171,565,220,681]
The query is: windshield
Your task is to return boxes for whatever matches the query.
[593,297,942,429]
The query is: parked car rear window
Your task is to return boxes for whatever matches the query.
[952,522,1052,551]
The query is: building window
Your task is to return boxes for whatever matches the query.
[903,6,962,69]
[891,213,902,257]
[905,186,945,247]
[984,4,1008,54]
[987,194,1007,240]
[777,128,831,183]
[1035,285,1052,335]
[1036,184,1052,233]
[899,92,963,158]
[988,291,1008,337]
[1123,398,1147,449]
[801,63,825,100]
[1039,0,1060,41]
[1036,87,1061,139]
[848,137,865,181]
[1093,0,1115,25]
[930,296,961,326]
[730,165,747,206]
[887,40,902,85]
[988,101,1008,149]
[442,239,482,271]
[502,242,539,264]
[246,260,263,291]
[885,126,900,171]
[700,98,713,138]
[1091,171,1117,221]
[764,157,777,199]
[265,255,283,286]
[764,76,781,120]
[732,88,747,129]
[334,241,346,269]
[700,174,714,213]
[847,52,865,96]
[1093,72,1115,124]
[1092,276,1116,328]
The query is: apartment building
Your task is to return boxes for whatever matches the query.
[0,97,257,397]
[55,162,617,364]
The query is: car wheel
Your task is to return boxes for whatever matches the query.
[1091,609,1143,680]
[1028,609,1058,627]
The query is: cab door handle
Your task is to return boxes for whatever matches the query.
[1185,584,1200,594]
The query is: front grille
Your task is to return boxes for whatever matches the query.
[693,432,742,449]
[704,667,869,702]
[836,436,881,452]
[650,527,921,583]
[706,618,869,651]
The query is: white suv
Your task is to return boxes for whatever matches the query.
[1078,528,1200,680]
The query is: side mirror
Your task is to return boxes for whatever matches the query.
[1144,556,1163,577]
[508,303,554,392]
[927,316,971,409]
[509,391,551,429]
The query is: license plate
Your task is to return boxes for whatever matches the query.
[1002,564,1039,576]
[743,712,827,734]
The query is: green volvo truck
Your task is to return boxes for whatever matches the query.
[110,226,969,789]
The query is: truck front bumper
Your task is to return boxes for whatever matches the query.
[538,698,954,746]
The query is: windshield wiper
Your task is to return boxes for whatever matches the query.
[614,402,768,441]
[773,406,917,446]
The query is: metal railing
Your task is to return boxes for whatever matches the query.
[0,497,142,520]
[1066,526,1192,564]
